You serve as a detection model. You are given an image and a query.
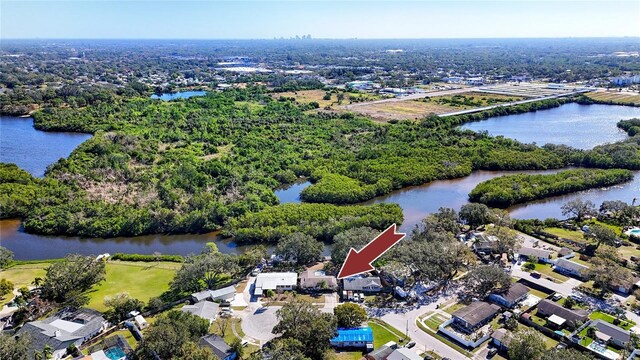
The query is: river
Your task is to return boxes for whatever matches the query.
[0,116,91,177]
[1,104,639,259]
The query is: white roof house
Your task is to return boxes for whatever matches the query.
[387,347,423,360]
[254,272,297,295]
[191,285,236,303]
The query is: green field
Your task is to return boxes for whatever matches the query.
[589,311,636,330]
[532,263,570,282]
[86,261,180,312]
[369,319,407,347]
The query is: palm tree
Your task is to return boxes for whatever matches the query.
[43,345,53,359]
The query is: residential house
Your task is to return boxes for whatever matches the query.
[472,234,499,254]
[17,308,107,360]
[536,299,589,328]
[363,341,398,360]
[387,347,423,360]
[591,320,631,348]
[450,301,501,333]
[491,328,512,351]
[199,334,237,360]
[518,247,554,263]
[330,328,374,351]
[554,258,589,279]
[610,277,639,295]
[343,276,383,293]
[253,272,298,296]
[191,285,236,303]
[299,269,338,291]
[181,300,220,323]
[489,283,530,308]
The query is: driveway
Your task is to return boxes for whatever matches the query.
[240,306,280,345]
[511,264,581,296]
[373,294,472,360]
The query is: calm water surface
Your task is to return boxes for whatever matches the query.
[461,103,640,149]
[150,91,207,101]
[0,116,91,177]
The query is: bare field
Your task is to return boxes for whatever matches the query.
[346,91,523,121]
[271,89,383,108]
[586,91,640,105]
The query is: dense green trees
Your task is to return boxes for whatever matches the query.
[171,248,239,293]
[469,169,634,207]
[272,298,337,360]
[0,246,13,269]
[275,233,323,266]
[135,310,210,360]
[225,203,402,243]
[464,265,511,299]
[103,293,145,323]
[331,227,380,266]
[333,303,368,328]
[40,254,106,307]
[508,328,546,360]
[0,333,31,360]
[618,118,640,136]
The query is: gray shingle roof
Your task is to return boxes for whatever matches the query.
[343,276,382,291]
[199,334,235,359]
[452,301,501,328]
[536,299,589,323]
[492,283,530,303]
[592,319,631,344]
[555,258,588,273]
[181,301,219,321]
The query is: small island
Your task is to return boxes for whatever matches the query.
[469,169,634,207]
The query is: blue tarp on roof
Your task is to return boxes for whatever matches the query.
[331,327,373,343]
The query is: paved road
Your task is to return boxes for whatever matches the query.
[343,87,477,109]
[374,295,472,359]
[438,89,591,117]
[511,265,582,296]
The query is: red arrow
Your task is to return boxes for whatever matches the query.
[337,223,406,279]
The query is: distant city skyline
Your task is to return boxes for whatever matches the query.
[1,1,639,40]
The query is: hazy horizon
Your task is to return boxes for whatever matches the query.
[2,0,639,40]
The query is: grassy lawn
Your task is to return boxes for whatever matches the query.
[0,262,50,306]
[424,313,448,331]
[335,351,366,360]
[443,302,465,315]
[532,263,570,282]
[368,319,407,347]
[87,261,179,312]
[544,227,586,242]
[589,311,636,330]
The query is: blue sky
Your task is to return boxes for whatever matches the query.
[2,1,639,39]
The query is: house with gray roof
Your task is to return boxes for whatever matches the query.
[591,319,631,347]
[299,269,338,290]
[181,300,219,323]
[536,299,589,328]
[191,285,236,303]
[489,283,530,308]
[517,247,554,263]
[17,308,107,360]
[554,258,589,279]
[342,276,382,293]
[199,334,237,360]
[451,301,501,333]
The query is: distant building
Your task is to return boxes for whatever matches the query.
[299,269,338,290]
[554,258,588,279]
[472,233,500,254]
[342,276,382,293]
[489,283,530,308]
[17,308,107,360]
[330,327,374,350]
[363,341,398,360]
[199,334,237,360]
[254,272,298,296]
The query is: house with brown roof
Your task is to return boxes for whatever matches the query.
[489,283,530,308]
[299,269,338,290]
[536,299,589,328]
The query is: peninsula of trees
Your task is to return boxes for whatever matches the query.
[469,169,634,207]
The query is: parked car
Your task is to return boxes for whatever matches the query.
[531,271,541,278]
[552,293,562,301]
[405,341,416,348]
[487,347,498,358]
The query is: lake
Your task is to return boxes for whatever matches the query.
[150,91,207,101]
[460,103,640,149]
[0,116,91,177]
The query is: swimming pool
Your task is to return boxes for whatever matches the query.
[104,347,126,360]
